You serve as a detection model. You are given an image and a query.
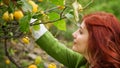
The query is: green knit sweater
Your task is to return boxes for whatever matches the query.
[36,31,87,68]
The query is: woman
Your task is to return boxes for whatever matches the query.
[31,12,120,68]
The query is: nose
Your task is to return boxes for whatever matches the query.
[72,31,77,39]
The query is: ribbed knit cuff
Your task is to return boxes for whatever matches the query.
[30,19,47,40]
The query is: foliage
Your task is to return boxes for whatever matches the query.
[0,0,120,68]
[81,0,120,19]
[0,0,84,68]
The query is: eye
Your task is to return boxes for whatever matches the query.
[79,29,83,34]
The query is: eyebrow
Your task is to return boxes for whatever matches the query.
[79,26,83,30]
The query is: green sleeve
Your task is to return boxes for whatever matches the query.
[36,31,87,68]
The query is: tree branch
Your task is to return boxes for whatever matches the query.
[2,25,22,68]
[44,6,59,13]
[30,6,67,26]
[83,0,94,10]
[30,16,66,26]
[0,33,23,39]
[0,25,23,39]
[60,6,67,18]
[4,39,22,68]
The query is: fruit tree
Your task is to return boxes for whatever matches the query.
[0,0,93,68]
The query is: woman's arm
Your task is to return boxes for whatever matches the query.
[36,31,87,68]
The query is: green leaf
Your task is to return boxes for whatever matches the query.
[54,19,66,31]
[21,0,32,12]
[48,12,60,20]
[37,62,44,68]
[10,49,15,55]
[8,1,14,13]
[19,14,31,33]
[33,25,40,31]
[50,0,64,5]
[32,21,40,31]
[48,12,66,31]
[32,13,43,19]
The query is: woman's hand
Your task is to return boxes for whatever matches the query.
[30,18,47,40]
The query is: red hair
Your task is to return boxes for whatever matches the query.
[83,12,120,68]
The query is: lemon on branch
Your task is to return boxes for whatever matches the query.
[9,13,14,21]
[28,64,37,68]
[35,56,42,64]
[2,11,14,21]
[2,11,9,21]
[58,5,65,10]
[22,37,30,44]
[48,63,56,68]
[38,0,43,2]
[13,10,24,20]
[28,0,38,13]
[5,59,10,65]
[42,14,49,22]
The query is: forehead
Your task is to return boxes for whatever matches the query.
[79,21,89,34]
[80,21,86,29]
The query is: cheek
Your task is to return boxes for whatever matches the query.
[72,39,81,52]
[77,36,87,46]
[73,37,88,53]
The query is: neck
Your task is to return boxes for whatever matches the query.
[82,52,90,63]
[83,54,94,67]
[84,55,90,63]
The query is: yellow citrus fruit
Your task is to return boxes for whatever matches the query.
[2,11,14,21]
[9,13,14,21]
[28,0,38,13]
[58,5,65,10]
[22,37,29,44]
[13,10,24,20]
[35,56,42,64]
[38,0,43,2]
[5,59,10,64]
[32,5,38,13]
[2,11,9,21]
[42,14,49,22]
[48,63,56,68]
[28,64,37,68]
[40,10,44,14]
[28,0,36,6]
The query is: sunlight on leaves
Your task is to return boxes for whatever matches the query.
[54,19,66,31]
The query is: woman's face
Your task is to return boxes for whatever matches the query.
[72,22,89,54]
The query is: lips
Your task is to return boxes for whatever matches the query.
[74,42,76,44]
[73,40,76,45]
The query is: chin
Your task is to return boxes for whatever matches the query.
[72,46,83,54]
[72,46,78,52]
